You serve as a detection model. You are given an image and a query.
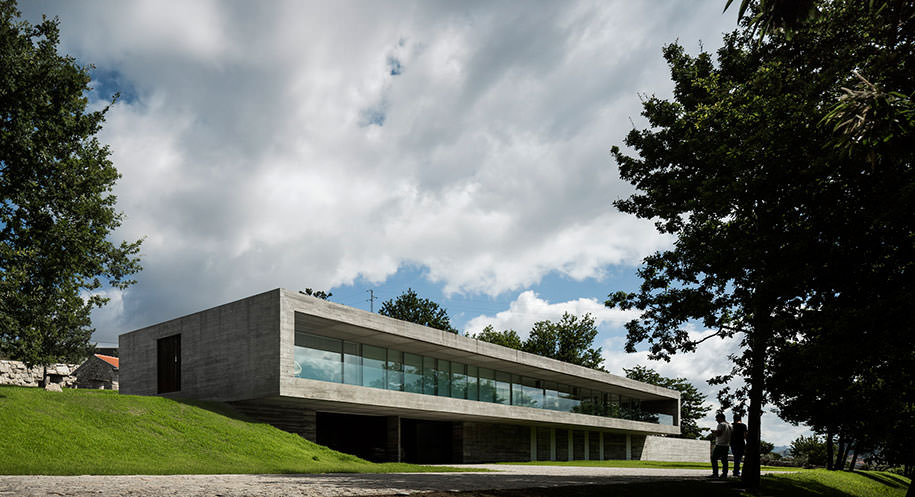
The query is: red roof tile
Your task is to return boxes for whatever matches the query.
[95,354,119,368]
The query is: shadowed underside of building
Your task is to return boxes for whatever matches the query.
[120,289,707,463]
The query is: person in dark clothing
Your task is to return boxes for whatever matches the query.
[731,414,748,477]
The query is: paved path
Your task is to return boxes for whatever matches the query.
[0,465,715,497]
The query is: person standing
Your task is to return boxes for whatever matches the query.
[731,414,748,477]
[709,412,732,479]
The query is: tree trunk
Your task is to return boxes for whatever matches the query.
[848,448,857,471]
[840,440,852,470]
[741,332,767,489]
[826,429,834,470]
[39,364,48,388]
[834,434,846,469]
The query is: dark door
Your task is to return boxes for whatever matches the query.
[157,334,181,393]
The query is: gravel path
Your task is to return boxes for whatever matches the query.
[0,465,715,497]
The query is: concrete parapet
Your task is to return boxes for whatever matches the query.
[639,435,710,462]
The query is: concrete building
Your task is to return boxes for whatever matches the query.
[120,289,703,463]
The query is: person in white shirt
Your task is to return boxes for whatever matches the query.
[709,412,732,479]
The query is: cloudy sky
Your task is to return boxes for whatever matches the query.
[22,0,807,445]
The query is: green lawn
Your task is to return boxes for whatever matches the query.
[504,458,793,472]
[0,385,460,475]
[751,470,911,497]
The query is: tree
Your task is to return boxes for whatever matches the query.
[300,288,332,300]
[789,435,828,467]
[623,365,711,439]
[471,325,523,349]
[0,1,142,383]
[523,313,604,370]
[474,313,605,371]
[606,1,914,488]
[378,288,457,333]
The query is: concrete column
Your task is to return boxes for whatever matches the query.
[530,426,537,461]
[567,429,573,461]
[584,431,589,460]
[386,416,401,462]
[599,432,604,461]
[550,428,556,461]
[626,434,632,460]
[302,409,317,441]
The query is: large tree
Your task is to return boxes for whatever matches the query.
[624,365,711,440]
[523,312,604,370]
[475,313,605,370]
[378,288,458,334]
[606,0,913,488]
[471,325,523,349]
[0,1,142,381]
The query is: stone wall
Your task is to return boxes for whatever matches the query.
[461,422,530,463]
[640,435,710,462]
[0,360,78,387]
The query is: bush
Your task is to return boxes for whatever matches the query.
[790,435,828,467]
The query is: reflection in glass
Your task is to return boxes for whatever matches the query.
[466,365,478,401]
[294,333,342,382]
[494,371,511,405]
[436,360,451,397]
[478,368,495,403]
[387,349,403,391]
[362,344,386,389]
[451,363,467,399]
[523,377,543,408]
[404,353,423,393]
[289,333,669,425]
[343,341,361,386]
[423,356,436,395]
[544,381,560,410]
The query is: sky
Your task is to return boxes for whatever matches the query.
[21,0,808,446]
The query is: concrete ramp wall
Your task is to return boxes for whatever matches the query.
[640,435,709,462]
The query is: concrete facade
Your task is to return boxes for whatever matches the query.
[120,289,700,463]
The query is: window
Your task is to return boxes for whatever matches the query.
[294,333,342,382]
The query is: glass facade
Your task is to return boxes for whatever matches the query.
[293,331,673,425]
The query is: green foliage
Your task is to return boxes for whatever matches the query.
[760,440,775,455]
[378,288,458,334]
[606,0,915,487]
[0,385,459,475]
[0,1,142,373]
[790,435,829,467]
[475,313,605,370]
[524,313,604,370]
[300,288,332,300]
[472,325,523,349]
[623,365,710,439]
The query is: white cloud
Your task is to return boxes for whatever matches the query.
[19,2,736,338]
[463,290,640,339]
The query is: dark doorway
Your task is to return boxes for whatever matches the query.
[316,412,388,462]
[157,334,181,393]
[401,418,454,463]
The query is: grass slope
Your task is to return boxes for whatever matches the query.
[0,385,447,475]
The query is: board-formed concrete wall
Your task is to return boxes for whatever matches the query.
[120,289,282,400]
[639,435,710,462]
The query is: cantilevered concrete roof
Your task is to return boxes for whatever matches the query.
[281,289,678,403]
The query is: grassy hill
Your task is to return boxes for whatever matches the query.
[0,385,445,475]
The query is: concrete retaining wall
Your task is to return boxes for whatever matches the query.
[0,360,78,387]
[639,435,710,462]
